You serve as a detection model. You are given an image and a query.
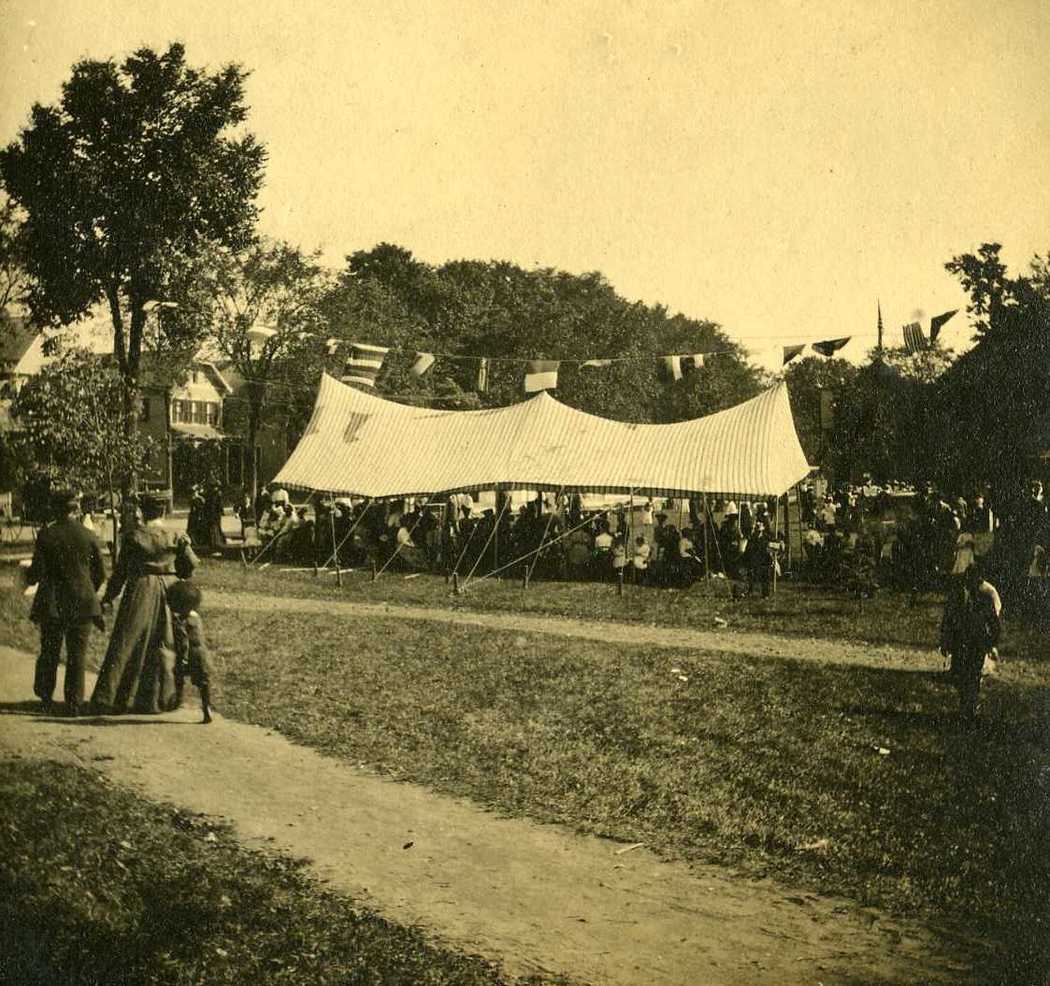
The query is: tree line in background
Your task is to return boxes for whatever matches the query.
[787,243,1050,508]
[0,42,1047,507]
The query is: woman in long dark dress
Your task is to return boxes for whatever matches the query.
[91,494,197,714]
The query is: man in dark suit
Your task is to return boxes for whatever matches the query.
[25,489,107,716]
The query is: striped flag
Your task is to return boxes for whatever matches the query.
[581,358,614,368]
[686,353,705,371]
[342,342,389,388]
[812,337,850,357]
[782,344,805,365]
[929,309,958,343]
[662,355,684,382]
[902,322,926,354]
[410,352,435,376]
[476,357,490,393]
[524,360,559,393]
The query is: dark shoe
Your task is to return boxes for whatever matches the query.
[65,703,82,718]
[39,697,53,714]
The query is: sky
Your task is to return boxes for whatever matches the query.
[2,0,1048,368]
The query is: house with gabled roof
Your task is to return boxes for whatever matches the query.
[0,309,272,507]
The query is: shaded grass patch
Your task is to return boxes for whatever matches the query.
[0,757,570,986]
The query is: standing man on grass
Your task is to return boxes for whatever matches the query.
[25,490,107,716]
[940,561,1002,722]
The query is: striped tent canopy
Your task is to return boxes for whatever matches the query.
[274,373,812,499]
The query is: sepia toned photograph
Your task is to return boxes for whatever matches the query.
[1,2,1048,983]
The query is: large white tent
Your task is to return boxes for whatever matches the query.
[274,373,811,500]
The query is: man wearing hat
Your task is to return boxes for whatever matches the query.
[24,490,107,715]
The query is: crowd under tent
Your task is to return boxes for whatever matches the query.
[275,372,812,502]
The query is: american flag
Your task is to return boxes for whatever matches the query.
[902,322,927,354]
[342,342,390,388]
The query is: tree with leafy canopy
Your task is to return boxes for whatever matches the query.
[784,356,858,474]
[930,244,1050,501]
[190,240,330,500]
[0,43,265,484]
[0,196,29,311]
[11,347,154,545]
[317,253,480,410]
[344,246,761,421]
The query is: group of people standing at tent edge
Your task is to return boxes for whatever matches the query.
[24,488,214,723]
[186,479,227,552]
[251,485,785,597]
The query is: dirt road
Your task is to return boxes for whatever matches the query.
[0,646,973,986]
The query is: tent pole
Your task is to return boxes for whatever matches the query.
[329,499,342,587]
[493,486,500,578]
[702,493,710,581]
[525,490,560,588]
[627,491,634,587]
[772,492,782,597]
[705,495,732,598]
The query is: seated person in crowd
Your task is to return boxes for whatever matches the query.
[565,527,593,579]
[269,504,300,560]
[258,506,282,539]
[632,535,651,582]
[393,517,427,570]
[593,525,614,579]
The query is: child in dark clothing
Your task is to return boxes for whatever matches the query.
[167,579,214,724]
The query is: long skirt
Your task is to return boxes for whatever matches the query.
[91,575,178,714]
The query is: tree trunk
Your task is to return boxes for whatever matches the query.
[247,385,264,503]
[108,287,146,494]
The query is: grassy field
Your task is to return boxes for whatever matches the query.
[196,560,1050,660]
[0,758,570,986]
[211,611,1048,975]
[3,565,1049,982]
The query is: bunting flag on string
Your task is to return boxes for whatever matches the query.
[524,360,559,393]
[581,358,614,368]
[326,338,341,355]
[812,337,851,357]
[782,344,806,366]
[902,321,926,354]
[929,309,958,343]
[662,355,684,382]
[476,357,490,393]
[685,353,705,371]
[342,342,389,388]
[410,352,435,376]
